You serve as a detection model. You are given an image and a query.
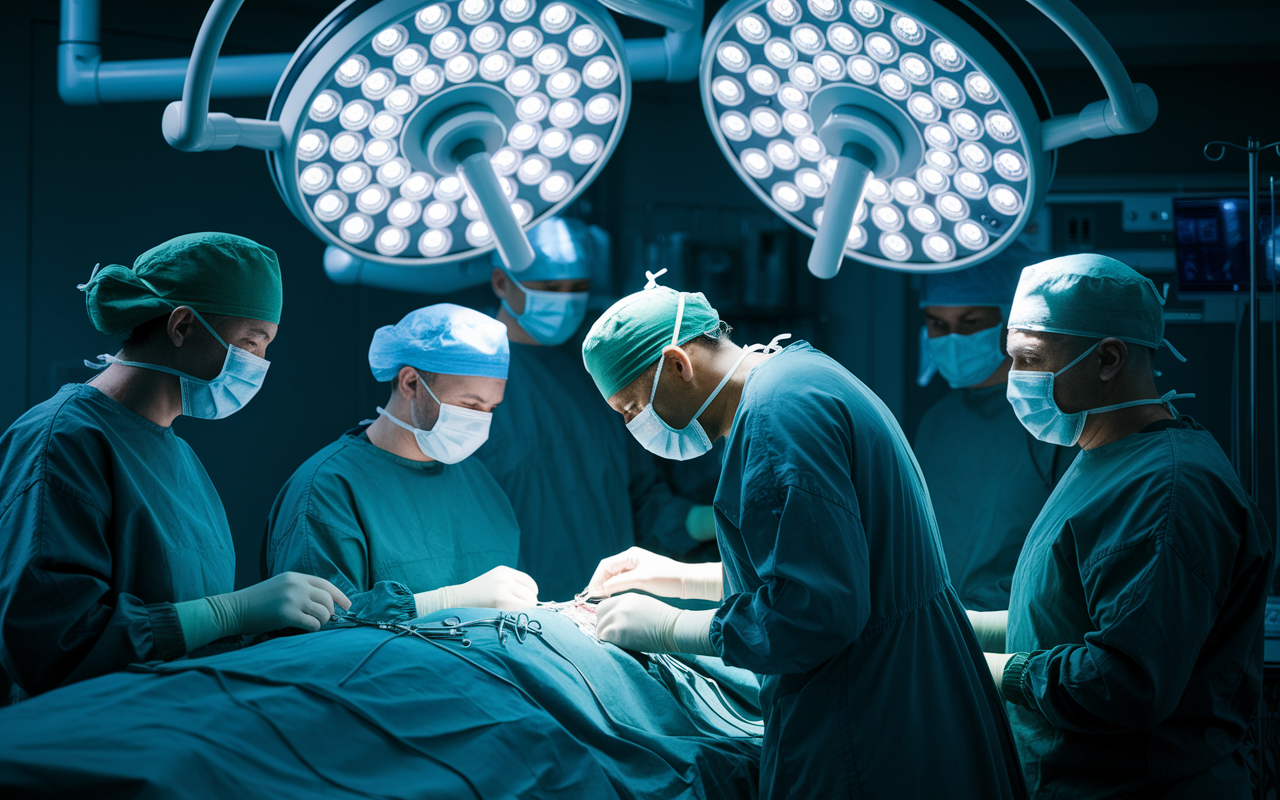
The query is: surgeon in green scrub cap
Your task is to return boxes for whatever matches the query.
[971,253,1272,798]
[0,232,350,705]
[578,273,1028,800]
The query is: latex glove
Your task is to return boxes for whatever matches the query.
[966,609,1008,653]
[415,566,539,616]
[685,505,717,543]
[985,652,1013,692]
[177,572,352,652]
[584,547,722,601]
[595,594,718,655]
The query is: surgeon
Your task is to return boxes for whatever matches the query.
[970,254,1272,798]
[474,218,712,601]
[914,244,1075,611]
[0,232,350,705]
[578,276,1027,799]
[265,304,537,619]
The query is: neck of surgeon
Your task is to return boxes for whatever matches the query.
[658,339,771,442]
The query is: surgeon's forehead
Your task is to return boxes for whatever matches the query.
[607,363,656,413]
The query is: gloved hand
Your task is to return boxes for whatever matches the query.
[176,572,352,653]
[966,609,1008,653]
[584,547,722,601]
[415,566,539,616]
[595,594,718,655]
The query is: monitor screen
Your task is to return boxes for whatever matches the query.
[1174,197,1278,297]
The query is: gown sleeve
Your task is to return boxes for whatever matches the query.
[1006,518,1225,732]
[625,438,698,558]
[711,480,872,675]
[0,480,186,696]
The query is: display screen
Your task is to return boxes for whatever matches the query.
[1174,197,1279,297]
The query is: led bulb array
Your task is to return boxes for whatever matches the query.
[291,0,624,261]
[705,0,1034,267]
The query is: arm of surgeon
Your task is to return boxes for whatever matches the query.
[173,572,353,652]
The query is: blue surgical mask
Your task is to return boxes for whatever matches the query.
[1007,341,1191,446]
[928,325,1007,389]
[87,310,270,420]
[502,275,589,346]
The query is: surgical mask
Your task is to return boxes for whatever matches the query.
[1007,341,1192,446]
[377,374,492,464]
[627,292,788,461]
[87,310,269,420]
[928,325,1007,389]
[502,276,589,346]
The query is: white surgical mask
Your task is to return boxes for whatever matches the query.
[378,373,492,464]
[627,292,788,461]
[1006,340,1192,446]
[87,309,269,420]
[502,275,589,346]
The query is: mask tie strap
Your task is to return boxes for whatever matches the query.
[1162,338,1187,363]
[644,268,668,290]
[762,333,791,353]
[76,263,102,291]
[691,344,756,422]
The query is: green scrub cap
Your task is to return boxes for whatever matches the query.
[582,270,722,399]
[81,232,282,336]
[1008,253,1184,361]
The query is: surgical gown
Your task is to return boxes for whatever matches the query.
[264,426,520,611]
[710,342,1026,799]
[474,340,695,601]
[914,383,1075,611]
[1005,418,1272,799]
[0,384,234,703]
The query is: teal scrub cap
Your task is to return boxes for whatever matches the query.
[493,217,595,282]
[369,303,510,382]
[582,270,722,399]
[81,232,282,336]
[920,242,1031,310]
[1007,253,1184,361]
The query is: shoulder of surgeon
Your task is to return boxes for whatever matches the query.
[267,428,371,527]
[0,384,171,511]
[746,341,886,423]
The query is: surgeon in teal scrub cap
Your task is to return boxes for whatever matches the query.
[971,254,1272,799]
[914,243,1075,612]
[265,304,536,618]
[474,218,713,601]
[0,232,350,705]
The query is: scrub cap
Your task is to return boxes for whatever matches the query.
[582,271,722,399]
[81,232,282,336]
[493,216,596,282]
[369,303,510,382]
[919,242,1031,309]
[1008,253,1183,360]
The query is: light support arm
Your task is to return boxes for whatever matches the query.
[456,148,536,272]
[1027,0,1158,151]
[161,0,282,152]
[58,0,290,106]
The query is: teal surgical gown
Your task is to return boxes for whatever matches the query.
[710,342,1027,799]
[1004,418,1272,799]
[264,426,520,612]
[914,383,1075,611]
[474,340,696,601]
[0,384,234,703]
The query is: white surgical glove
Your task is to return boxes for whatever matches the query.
[175,572,352,652]
[595,594,718,655]
[414,566,539,617]
[966,609,1008,653]
[584,547,723,601]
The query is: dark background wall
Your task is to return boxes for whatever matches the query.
[1,0,1277,588]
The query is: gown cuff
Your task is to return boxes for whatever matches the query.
[149,602,189,661]
[1001,652,1032,707]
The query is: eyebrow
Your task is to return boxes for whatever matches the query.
[244,327,273,341]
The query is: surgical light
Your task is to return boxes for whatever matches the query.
[701,0,1158,277]
[260,0,631,268]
